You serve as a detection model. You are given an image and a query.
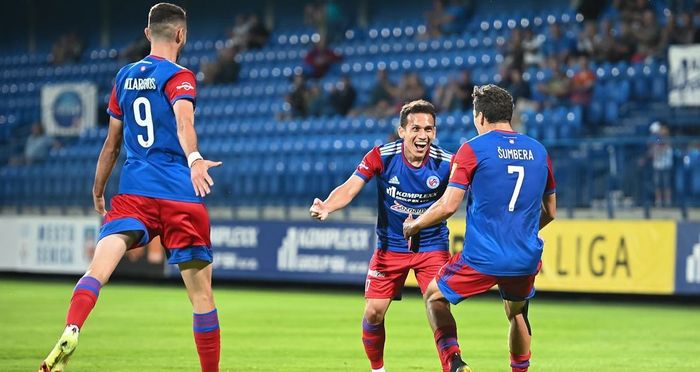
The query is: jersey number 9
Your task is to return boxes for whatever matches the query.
[133,97,154,148]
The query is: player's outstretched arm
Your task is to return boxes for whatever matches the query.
[539,192,557,230]
[403,185,465,239]
[92,117,124,215]
[173,99,222,197]
[309,175,365,221]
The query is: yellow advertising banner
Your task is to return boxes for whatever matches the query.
[406,219,676,295]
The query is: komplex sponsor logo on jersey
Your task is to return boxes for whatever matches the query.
[385,186,439,203]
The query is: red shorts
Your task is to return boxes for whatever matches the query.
[365,249,451,299]
[98,194,212,264]
[437,253,541,304]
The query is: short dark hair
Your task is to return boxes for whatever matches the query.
[148,3,187,40]
[399,99,436,128]
[472,84,513,123]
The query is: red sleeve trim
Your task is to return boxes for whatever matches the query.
[545,155,557,194]
[353,147,383,181]
[107,85,122,119]
[448,143,478,188]
[164,69,197,106]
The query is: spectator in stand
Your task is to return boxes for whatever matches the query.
[592,19,617,61]
[200,14,269,85]
[632,10,662,61]
[303,37,342,78]
[286,73,309,118]
[246,15,270,49]
[537,59,571,107]
[613,21,637,61]
[119,37,150,62]
[306,83,328,117]
[576,21,598,57]
[621,0,652,25]
[393,72,426,106]
[424,0,468,39]
[200,45,241,85]
[350,68,397,117]
[542,23,575,62]
[503,69,531,104]
[570,56,596,106]
[11,123,61,165]
[669,12,696,45]
[503,68,535,133]
[503,28,525,72]
[329,74,356,116]
[304,1,344,43]
[522,28,544,67]
[648,122,674,207]
[432,70,474,111]
[229,15,252,49]
[51,32,83,65]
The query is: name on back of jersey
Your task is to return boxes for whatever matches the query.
[497,146,534,161]
[124,77,157,90]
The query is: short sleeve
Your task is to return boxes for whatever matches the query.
[353,147,383,182]
[448,143,478,190]
[164,69,197,106]
[545,155,556,194]
[107,85,123,120]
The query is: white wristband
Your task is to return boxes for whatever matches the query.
[187,151,203,168]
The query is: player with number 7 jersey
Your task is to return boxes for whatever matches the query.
[403,84,556,372]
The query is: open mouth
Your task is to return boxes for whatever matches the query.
[415,141,428,151]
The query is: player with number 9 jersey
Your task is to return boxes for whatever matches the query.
[39,4,222,372]
[108,55,199,203]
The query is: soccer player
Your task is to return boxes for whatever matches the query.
[403,85,557,372]
[309,100,456,372]
[39,4,222,372]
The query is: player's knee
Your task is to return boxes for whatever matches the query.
[504,300,527,320]
[363,304,387,324]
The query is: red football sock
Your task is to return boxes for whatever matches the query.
[65,276,102,329]
[193,309,220,372]
[434,325,461,372]
[362,318,385,369]
[510,351,531,372]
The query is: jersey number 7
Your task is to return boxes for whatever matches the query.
[507,165,524,212]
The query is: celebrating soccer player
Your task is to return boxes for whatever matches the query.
[403,85,557,372]
[309,100,456,372]
[39,4,222,372]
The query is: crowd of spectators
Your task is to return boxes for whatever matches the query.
[200,14,269,85]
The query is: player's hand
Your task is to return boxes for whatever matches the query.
[190,159,223,197]
[402,214,419,239]
[93,194,107,216]
[309,198,330,221]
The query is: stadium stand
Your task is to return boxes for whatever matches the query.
[1,0,700,214]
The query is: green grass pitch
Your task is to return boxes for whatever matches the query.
[2,278,699,371]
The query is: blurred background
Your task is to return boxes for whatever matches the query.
[1,0,700,297]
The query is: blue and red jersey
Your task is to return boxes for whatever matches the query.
[354,140,453,253]
[107,55,200,203]
[449,130,556,276]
